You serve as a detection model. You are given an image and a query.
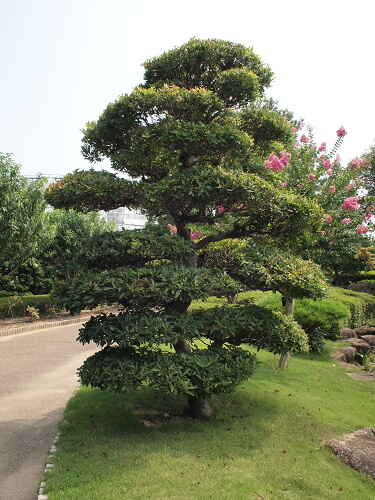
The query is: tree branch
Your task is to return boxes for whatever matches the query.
[194,225,244,250]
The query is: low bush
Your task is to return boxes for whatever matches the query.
[328,287,375,329]
[0,294,54,319]
[253,291,350,343]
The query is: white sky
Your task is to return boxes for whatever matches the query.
[1,0,374,176]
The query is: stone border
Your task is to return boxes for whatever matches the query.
[0,316,93,338]
[38,432,60,500]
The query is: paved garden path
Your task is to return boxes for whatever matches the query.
[0,323,98,500]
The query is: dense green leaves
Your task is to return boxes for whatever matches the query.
[0,153,46,285]
[192,303,309,354]
[45,39,332,415]
[79,345,258,398]
[53,265,240,313]
[142,38,273,99]
[45,169,139,212]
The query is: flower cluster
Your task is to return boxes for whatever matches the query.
[324,214,333,223]
[341,196,359,211]
[348,158,365,170]
[167,224,204,241]
[336,125,347,137]
[265,151,291,171]
[357,224,369,235]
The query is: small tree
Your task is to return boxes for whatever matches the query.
[0,153,46,292]
[47,39,324,418]
[262,125,375,284]
[41,209,114,281]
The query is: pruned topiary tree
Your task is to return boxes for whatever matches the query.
[47,39,325,418]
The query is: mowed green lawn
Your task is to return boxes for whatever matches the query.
[44,346,374,499]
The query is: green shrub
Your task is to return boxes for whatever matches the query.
[328,287,375,328]
[254,290,350,342]
[0,295,53,319]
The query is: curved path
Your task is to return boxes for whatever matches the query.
[0,323,99,500]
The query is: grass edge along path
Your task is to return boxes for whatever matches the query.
[43,346,374,500]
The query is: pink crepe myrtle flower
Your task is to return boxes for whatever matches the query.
[308,174,316,180]
[344,184,353,191]
[265,154,284,171]
[341,196,359,210]
[324,214,333,223]
[329,241,334,245]
[191,230,204,240]
[329,185,336,193]
[336,125,347,137]
[280,151,291,165]
[300,134,310,143]
[318,142,327,152]
[265,152,290,171]
[320,231,326,235]
[348,158,365,170]
[357,225,369,235]
[281,181,288,187]
[318,154,326,161]
[366,213,373,219]
[342,218,351,224]
[167,224,178,234]
[323,159,332,169]
[326,169,333,176]
[217,205,226,213]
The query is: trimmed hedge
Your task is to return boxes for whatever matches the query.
[347,281,375,296]
[328,287,375,330]
[251,290,350,341]
[0,295,54,319]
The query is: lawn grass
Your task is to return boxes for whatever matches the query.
[44,345,374,499]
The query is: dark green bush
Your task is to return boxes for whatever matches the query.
[0,295,54,319]
[347,282,375,296]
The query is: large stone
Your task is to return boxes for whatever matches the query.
[325,427,375,479]
[340,328,357,340]
[359,335,375,347]
[332,346,357,363]
[344,338,372,355]
[354,326,375,336]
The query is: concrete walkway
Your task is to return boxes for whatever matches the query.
[0,323,99,500]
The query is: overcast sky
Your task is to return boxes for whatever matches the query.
[1,0,374,177]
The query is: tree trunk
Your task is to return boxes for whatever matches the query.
[188,396,213,419]
[175,222,213,417]
[228,294,237,304]
[278,297,294,370]
[278,351,291,370]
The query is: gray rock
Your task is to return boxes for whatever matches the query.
[354,326,375,336]
[359,335,375,346]
[344,338,372,355]
[332,346,357,363]
[325,427,375,479]
[341,328,357,340]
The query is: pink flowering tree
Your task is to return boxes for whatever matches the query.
[262,124,374,284]
[46,39,324,418]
